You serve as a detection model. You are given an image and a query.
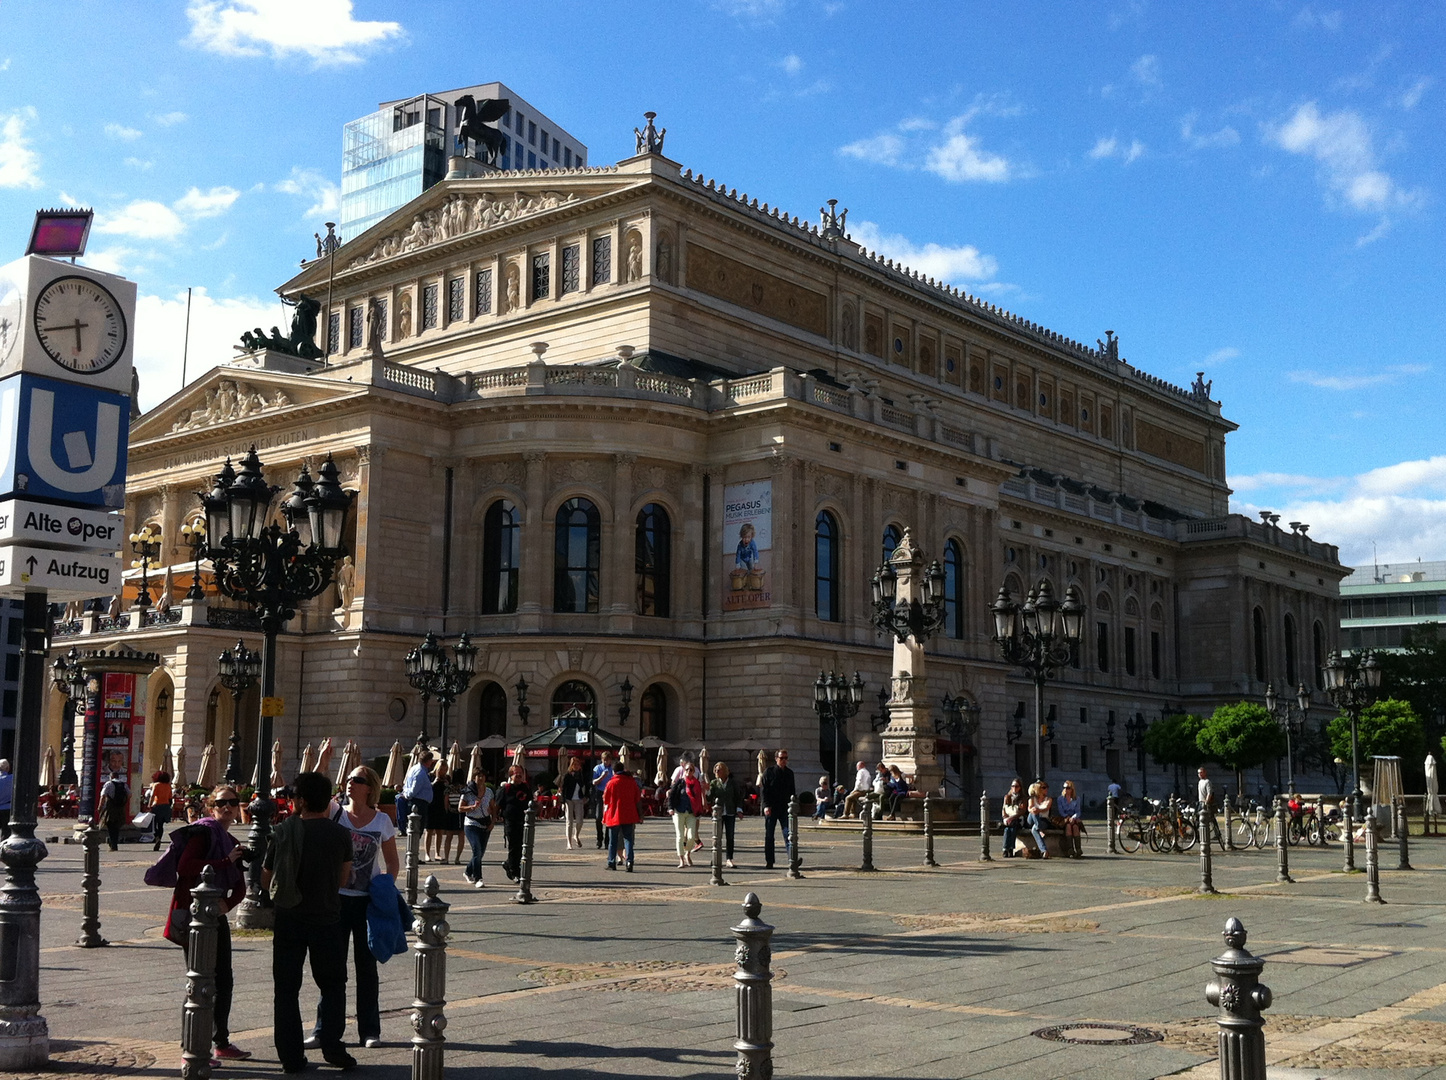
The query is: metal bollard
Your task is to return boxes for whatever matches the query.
[410,875,450,1080]
[404,804,423,907]
[979,790,992,862]
[923,794,938,867]
[710,802,727,887]
[1205,918,1273,1080]
[77,820,107,948]
[514,801,537,904]
[730,892,774,1080]
[180,865,224,1080]
[1343,801,1356,872]
[1106,793,1117,855]
[786,796,802,879]
[1317,798,1328,847]
[1223,793,1236,851]
[859,800,876,872]
[1199,800,1217,895]
[1396,798,1412,871]
[1274,798,1293,884]
[1365,815,1384,904]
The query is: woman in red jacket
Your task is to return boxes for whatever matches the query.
[602,761,642,871]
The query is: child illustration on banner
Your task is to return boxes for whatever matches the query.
[722,479,771,611]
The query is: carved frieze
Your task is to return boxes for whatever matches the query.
[170,379,294,432]
[477,458,526,489]
[349,191,580,268]
[685,245,827,337]
[1135,418,1205,473]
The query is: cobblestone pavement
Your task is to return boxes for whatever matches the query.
[19,816,1446,1079]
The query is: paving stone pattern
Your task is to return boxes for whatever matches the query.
[24,817,1446,1079]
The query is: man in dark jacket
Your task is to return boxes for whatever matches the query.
[760,748,796,869]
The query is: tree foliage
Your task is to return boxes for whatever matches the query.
[1327,698,1425,764]
[1197,702,1286,775]
[1379,626,1446,735]
[1143,713,1203,769]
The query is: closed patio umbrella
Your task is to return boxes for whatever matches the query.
[445,740,463,779]
[316,737,335,776]
[161,745,175,781]
[654,745,669,789]
[1426,753,1440,818]
[698,746,710,784]
[39,745,56,788]
[468,743,484,784]
[174,744,188,790]
[381,741,404,788]
[299,742,316,773]
[195,743,216,788]
[270,740,285,791]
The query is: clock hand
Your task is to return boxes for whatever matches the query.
[42,318,89,353]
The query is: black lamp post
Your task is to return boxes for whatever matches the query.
[938,692,981,797]
[1125,712,1149,798]
[870,550,947,644]
[618,677,634,730]
[50,647,86,787]
[180,518,207,600]
[403,630,479,753]
[515,677,530,728]
[813,670,864,787]
[218,640,262,785]
[1265,683,1310,795]
[1100,712,1117,752]
[868,683,890,732]
[197,446,354,928]
[1322,651,1381,816]
[990,580,1084,783]
[129,523,162,611]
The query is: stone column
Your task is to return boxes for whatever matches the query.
[879,529,943,793]
[345,445,379,629]
[518,452,547,623]
[608,453,636,622]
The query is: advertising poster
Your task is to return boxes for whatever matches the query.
[722,479,772,612]
[92,672,138,817]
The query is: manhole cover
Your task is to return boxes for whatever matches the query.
[1035,1023,1162,1045]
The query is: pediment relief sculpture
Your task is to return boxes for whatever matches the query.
[350,190,581,268]
[170,378,295,432]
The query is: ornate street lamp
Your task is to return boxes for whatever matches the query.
[404,630,478,752]
[990,579,1085,783]
[813,670,864,786]
[938,692,981,798]
[128,523,162,611]
[618,677,634,729]
[868,683,890,732]
[196,446,354,927]
[1265,683,1310,795]
[217,640,262,785]
[515,677,530,727]
[1099,712,1117,752]
[50,647,86,787]
[1322,651,1381,815]
[1125,712,1150,798]
[179,518,207,600]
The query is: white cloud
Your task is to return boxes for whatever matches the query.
[96,186,241,241]
[1267,101,1423,213]
[133,288,290,411]
[840,132,906,167]
[174,185,240,218]
[712,0,786,17]
[0,59,10,72]
[1131,54,1162,89]
[779,54,803,75]
[82,247,139,277]
[1089,136,1118,160]
[843,101,1017,183]
[153,111,189,127]
[1180,113,1240,150]
[1204,346,1240,364]
[185,0,403,66]
[124,157,153,170]
[925,115,1011,183]
[899,117,936,132]
[1293,5,1342,31]
[1355,219,1392,246]
[0,106,41,189]
[849,221,999,284]
[1287,363,1428,391]
[1089,135,1144,164]
[275,167,340,218]
[1400,77,1432,110]
[105,123,142,141]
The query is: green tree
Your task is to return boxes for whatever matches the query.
[1142,713,1203,796]
[1327,698,1425,773]
[1379,626,1446,742]
[1197,702,1286,797]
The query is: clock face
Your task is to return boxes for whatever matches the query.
[0,282,20,369]
[32,275,128,375]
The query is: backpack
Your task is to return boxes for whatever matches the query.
[669,777,692,814]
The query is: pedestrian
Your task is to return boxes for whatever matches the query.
[841,760,872,819]
[0,758,13,839]
[709,762,740,868]
[265,771,354,1073]
[1001,778,1026,857]
[1027,780,1056,858]
[603,759,641,871]
[496,764,532,881]
[560,756,590,848]
[166,784,250,1064]
[458,768,495,887]
[812,775,834,820]
[760,748,796,869]
[397,749,434,843]
[668,760,704,868]
[424,758,456,864]
[590,751,614,849]
[1197,767,1223,845]
[1057,780,1083,857]
[670,750,697,785]
[303,765,398,1052]
[99,768,130,850]
[146,771,174,850]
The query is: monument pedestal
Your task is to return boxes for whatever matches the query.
[880,674,943,794]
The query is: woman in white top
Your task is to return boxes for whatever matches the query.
[310,765,399,1049]
[458,769,496,887]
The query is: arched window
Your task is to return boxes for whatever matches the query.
[554,498,600,613]
[550,679,596,720]
[881,523,902,565]
[1252,607,1267,683]
[475,681,508,740]
[1313,621,1326,689]
[1283,613,1298,687]
[641,683,668,740]
[1095,593,1112,673]
[635,503,671,617]
[481,500,520,614]
[943,538,965,639]
[815,510,840,622]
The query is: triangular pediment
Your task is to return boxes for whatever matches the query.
[130,365,366,444]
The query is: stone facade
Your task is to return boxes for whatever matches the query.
[59,138,1348,801]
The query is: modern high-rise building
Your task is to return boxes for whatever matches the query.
[1340,559,1446,653]
[339,82,588,242]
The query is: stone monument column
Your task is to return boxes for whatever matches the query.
[879,529,943,794]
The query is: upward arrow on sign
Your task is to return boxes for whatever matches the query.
[24,555,36,574]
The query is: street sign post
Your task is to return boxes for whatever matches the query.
[0,499,121,553]
[0,544,120,597]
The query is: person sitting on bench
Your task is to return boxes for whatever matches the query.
[1027,780,1057,858]
[842,762,872,819]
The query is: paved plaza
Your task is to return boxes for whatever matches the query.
[17,815,1446,1080]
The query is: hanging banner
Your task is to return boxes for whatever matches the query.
[721,478,772,612]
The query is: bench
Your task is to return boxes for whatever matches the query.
[1011,828,1076,859]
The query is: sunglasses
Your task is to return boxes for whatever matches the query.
[214,798,241,807]
[347,776,371,786]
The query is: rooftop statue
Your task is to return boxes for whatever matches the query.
[234,295,322,359]
[634,111,666,156]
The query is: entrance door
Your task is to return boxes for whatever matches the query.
[1013,742,1031,781]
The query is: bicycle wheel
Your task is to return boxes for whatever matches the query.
[1177,817,1198,851]
[1117,818,1144,854]
[1287,817,1304,846]
[1304,813,1321,845]
[1149,817,1172,853]
[1232,815,1255,848]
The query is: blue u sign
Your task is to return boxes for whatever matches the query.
[0,372,129,509]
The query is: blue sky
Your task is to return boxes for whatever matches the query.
[1,1,1442,567]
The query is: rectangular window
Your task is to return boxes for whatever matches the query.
[561,244,580,294]
[1096,621,1110,672]
[541,131,549,155]
[3,689,14,718]
[447,277,465,323]
[516,139,525,162]
[6,618,20,645]
[327,312,340,355]
[528,120,536,145]
[1079,706,1087,725]
[4,653,17,682]
[514,110,524,133]
[1050,743,1060,769]
[1151,630,1162,678]
[531,252,550,301]
[474,268,493,315]
[564,147,572,167]
[592,235,612,284]
[422,283,438,330]
[552,140,560,162]
[502,111,511,130]
[1080,745,1089,770]
[1124,626,1137,676]
[348,305,363,349]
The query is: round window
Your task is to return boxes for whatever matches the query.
[994,375,1004,390]
[1039,393,1048,407]
[893,337,905,354]
[945,357,956,373]
[1005,547,1017,563]
[1081,408,1090,422]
